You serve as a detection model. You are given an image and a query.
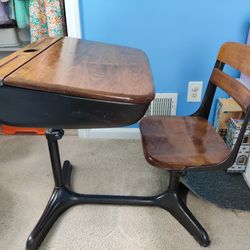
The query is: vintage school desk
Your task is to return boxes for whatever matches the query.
[0,37,155,249]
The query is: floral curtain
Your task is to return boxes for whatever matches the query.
[29,0,66,42]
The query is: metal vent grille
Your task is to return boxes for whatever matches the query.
[145,93,178,116]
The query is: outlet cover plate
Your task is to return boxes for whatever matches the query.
[187,81,203,102]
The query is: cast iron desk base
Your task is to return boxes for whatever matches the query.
[26,129,210,250]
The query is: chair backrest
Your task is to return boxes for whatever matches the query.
[210,42,250,112]
[194,43,250,120]
[194,42,250,170]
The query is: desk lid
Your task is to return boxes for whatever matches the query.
[0,37,154,104]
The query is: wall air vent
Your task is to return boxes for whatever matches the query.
[145,93,178,116]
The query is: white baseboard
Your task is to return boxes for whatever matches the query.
[78,128,141,139]
[243,159,250,189]
[243,173,250,189]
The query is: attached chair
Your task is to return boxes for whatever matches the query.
[139,42,250,246]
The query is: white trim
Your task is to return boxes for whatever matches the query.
[243,158,250,189]
[64,0,82,38]
[78,128,141,139]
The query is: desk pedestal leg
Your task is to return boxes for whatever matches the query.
[26,186,73,250]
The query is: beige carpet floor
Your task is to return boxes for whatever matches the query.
[0,135,250,250]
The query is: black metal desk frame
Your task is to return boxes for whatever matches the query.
[26,128,209,250]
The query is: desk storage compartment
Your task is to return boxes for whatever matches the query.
[0,86,149,129]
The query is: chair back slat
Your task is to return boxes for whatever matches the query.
[210,42,250,111]
[218,42,250,77]
[210,68,250,111]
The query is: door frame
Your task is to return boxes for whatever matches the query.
[64,0,82,38]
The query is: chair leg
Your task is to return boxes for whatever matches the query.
[155,171,210,247]
[178,182,189,204]
[169,193,209,247]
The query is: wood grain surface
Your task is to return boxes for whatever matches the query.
[210,68,250,111]
[0,37,62,82]
[214,42,250,111]
[218,42,250,77]
[140,116,231,170]
[2,37,154,104]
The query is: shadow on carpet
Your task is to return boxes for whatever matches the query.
[181,171,250,211]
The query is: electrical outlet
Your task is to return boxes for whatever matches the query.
[187,81,203,102]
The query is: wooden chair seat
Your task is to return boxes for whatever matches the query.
[140,116,231,170]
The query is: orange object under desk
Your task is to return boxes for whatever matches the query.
[2,125,45,135]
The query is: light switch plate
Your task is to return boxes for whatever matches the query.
[187,81,203,102]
